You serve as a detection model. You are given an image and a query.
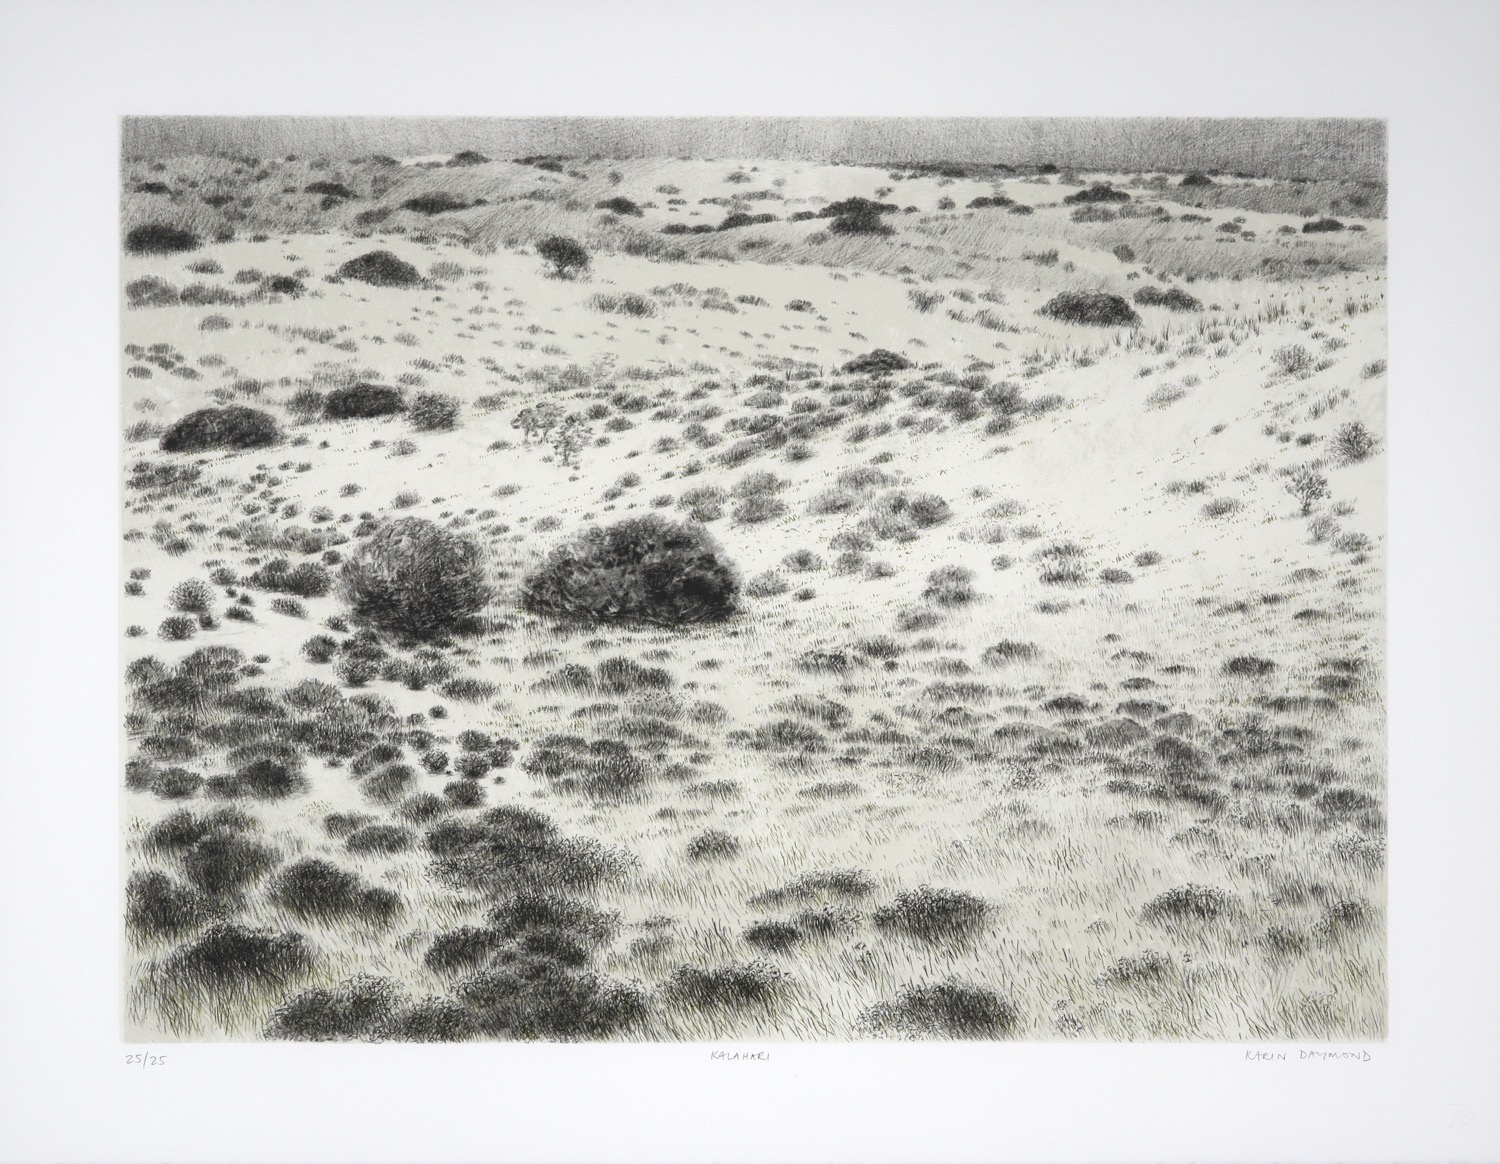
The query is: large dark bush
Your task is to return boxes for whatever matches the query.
[323,383,406,419]
[339,517,490,639]
[160,406,280,453]
[520,515,739,627]
[337,250,421,287]
[1038,292,1140,327]
[125,224,200,254]
[1303,217,1345,233]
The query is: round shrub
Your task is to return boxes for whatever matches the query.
[1133,285,1201,312]
[536,235,590,279]
[1062,183,1130,205]
[1038,292,1140,327]
[520,515,739,627]
[169,579,214,614]
[339,517,490,639]
[324,383,406,420]
[125,224,200,254]
[158,615,197,641]
[338,250,421,286]
[160,406,280,453]
[1303,217,1345,233]
[862,978,1019,1039]
[842,348,913,375]
[409,392,461,432]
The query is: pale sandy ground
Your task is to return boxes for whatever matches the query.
[122,162,1385,1041]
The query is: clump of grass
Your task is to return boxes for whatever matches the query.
[922,565,979,605]
[1272,344,1312,375]
[1133,285,1201,312]
[1223,655,1277,676]
[424,805,623,894]
[664,961,783,1011]
[126,870,209,938]
[263,974,405,1042]
[453,958,646,1040]
[1200,496,1241,518]
[873,886,989,943]
[1139,884,1237,924]
[686,830,740,860]
[1101,950,1173,984]
[861,979,1019,1039]
[750,869,875,908]
[161,923,313,993]
[589,292,657,317]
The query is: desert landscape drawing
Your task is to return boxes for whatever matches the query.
[119,116,1387,1043]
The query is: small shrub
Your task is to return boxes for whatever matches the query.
[1272,345,1312,375]
[732,494,787,525]
[264,974,402,1042]
[163,924,312,991]
[126,870,207,937]
[409,392,461,431]
[1140,884,1236,924]
[664,962,782,1011]
[537,235,590,279]
[1303,217,1345,233]
[843,349,912,374]
[922,566,978,605]
[862,979,1018,1039]
[744,570,789,598]
[1038,292,1140,327]
[1223,655,1277,676]
[873,886,988,943]
[1062,183,1129,205]
[324,383,406,419]
[269,858,400,925]
[337,251,421,287]
[1332,421,1379,464]
[169,579,214,614]
[686,830,740,860]
[158,615,197,641]
[1133,285,1201,312]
